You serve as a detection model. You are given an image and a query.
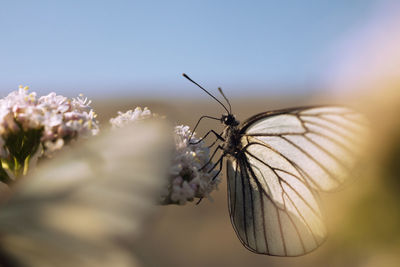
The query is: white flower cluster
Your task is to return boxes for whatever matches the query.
[0,86,99,157]
[163,125,220,205]
[39,93,99,155]
[110,107,221,205]
[0,86,99,183]
[110,107,153,128]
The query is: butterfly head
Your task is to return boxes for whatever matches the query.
[221,114,239,126]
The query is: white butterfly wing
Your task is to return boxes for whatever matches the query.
[0,121,172,266]
[227,106,367,256]
[227,154,326,256]
[243,106,368,191]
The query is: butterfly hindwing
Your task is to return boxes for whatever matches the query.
[227,151,327,256]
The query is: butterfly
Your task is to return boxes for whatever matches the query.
[183,73,368,256]
[0,121,172,266]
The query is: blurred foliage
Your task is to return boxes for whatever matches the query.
[323,127,400,266]
[382,129,400,194]
[1,126,42,181]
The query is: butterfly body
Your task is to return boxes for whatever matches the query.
[221,114,242,157]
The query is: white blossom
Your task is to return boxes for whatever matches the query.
[0,86,99,174]
[110,107,154,128]
[163,125,220,205]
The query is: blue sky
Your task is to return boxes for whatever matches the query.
[0,1,379,98]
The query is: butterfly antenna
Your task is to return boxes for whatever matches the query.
[182,73,230,114]
[218,87,232,114]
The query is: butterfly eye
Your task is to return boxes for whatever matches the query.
[223,114,239,126]
[220,115,228,124]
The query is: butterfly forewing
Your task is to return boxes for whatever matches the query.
[227,106,367,256]
[241,106,368,192]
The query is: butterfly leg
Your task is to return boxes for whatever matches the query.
[190,129,224,145]
[196,155,224,205]
[208,155,224,181]
[200,145,223,171]
[189,115,221,142]
[206,131,224,148]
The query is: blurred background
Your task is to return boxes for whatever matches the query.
[0,0,380,98]
[2,1,400,266]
